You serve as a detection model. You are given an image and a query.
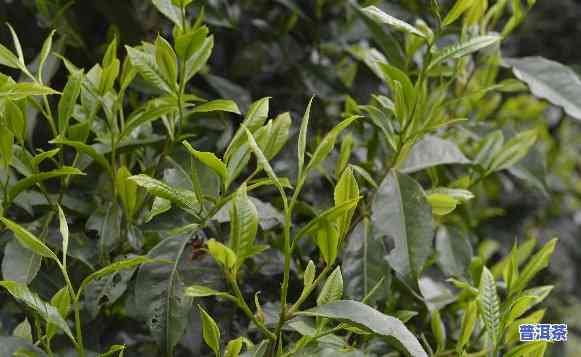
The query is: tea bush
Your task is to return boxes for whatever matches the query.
[0,1,580,356]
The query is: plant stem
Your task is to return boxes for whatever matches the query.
[227,273,276,341]
[286,263,333,318]
[59,262,85,357]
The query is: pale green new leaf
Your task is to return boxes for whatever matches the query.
[56,205,69,265]
[58,70,83,135]
[0,43,19,68]
[199,306,221,357]
[478,267,500,346]
[125,46,172,93]
[207,239,237,270]
[443,0,475,26]
[457,301,478,351]
[315,221,339,265]
[362,6,426,38]
[185,285,234,300]
[511,239,557,293]
[298,97,314,178]
[190,99,241,115]
[243,126,282,190]
[129,174,198,211]
[225,97,270,161]
[155,36,178,88]
[306,115,361,173]
[120,104,177,141]
[428,35,501,70]
[175,26,209,62]
[183,141,228,183]
[229,184,258,262]
[152,0,182,27]
[0,82,60,100]
[490,129,538,172]
[317,266,343,306]
[334,167,359,241]
[296,198,360,241]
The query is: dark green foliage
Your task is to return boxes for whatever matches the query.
[0,1,579,356]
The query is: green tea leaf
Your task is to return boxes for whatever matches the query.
[490,129,538,172]
[125,46,172,93]
[134,233,196,355]
[457,301,478,351]
[56,205,69,265]
[224,337,245,357]
[298,97,314,178]
[0,281,75,342]
[46,287,72,340]
[435,226,473,278]
[190,99,241,115]
[151,0,182,27]
[0,218,58,261]
[8,167,85,203]
[155,36,178,88]
[129,174,198,212]
[0,82,60,100]
[430,310,446,352]
[12,318,32,342]
[428,35,501,70]
[342,219,390,303]
[401,135,470,173]
[199,305,221,357]
[50,139,111,174]
[306,115,361,173]
[296,198,360,240]
[184,35,213,82]
[183,141,228,183]
[1,240,41,284]
[478,267,500,346]
[362,6,426,38]
[334,167,359,241]
[225,97,270,161]
[120,104,177,141]
[258,112,291,160]
[78,256,156,297]
[443,0,475,26]
[0,124,14,168]
[375,171,433,286]
[315,221,340,265]
[229,184,258,262]
[511,238,557,293]
[303,260,316,289]
[317,266,343,306]
[58,70,83,135]
[175,26,209,62]
[299,300,427,357]
[0,336,48,356]
[185,285,234,300]
[505,56,581,121]
[4,100,25,144]
[0,43,20,69]
[243,126,282,190]
[207,239,237,270]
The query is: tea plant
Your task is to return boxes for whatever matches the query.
[1,0,580,356]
